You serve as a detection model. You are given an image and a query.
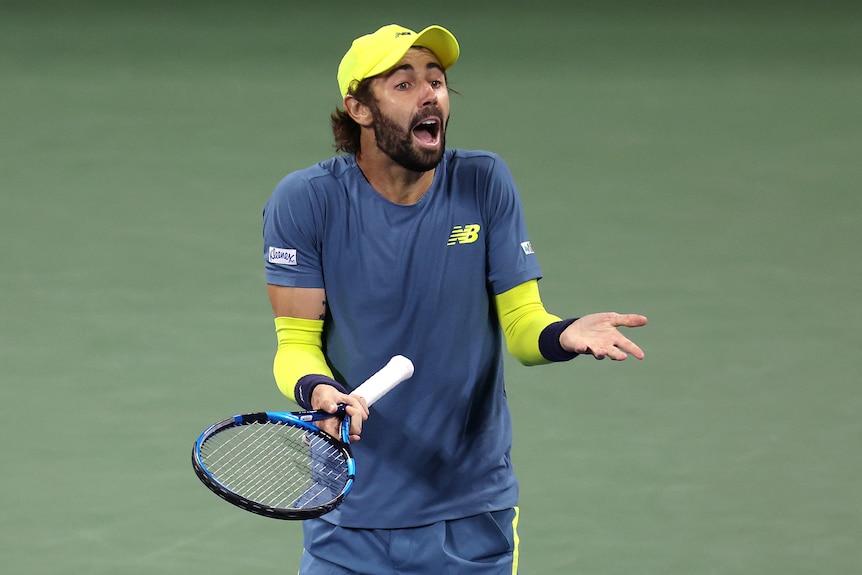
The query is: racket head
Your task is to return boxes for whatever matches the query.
[191,411,355,520]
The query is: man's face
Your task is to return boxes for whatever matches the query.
[367,47,450,172]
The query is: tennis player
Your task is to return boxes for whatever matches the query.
[263,24,647,575]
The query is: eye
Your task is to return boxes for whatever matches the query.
[395,81,410,90]
[430,80,444,89]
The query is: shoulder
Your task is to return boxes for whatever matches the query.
[445,148,506,170]
[270,155,357,200]
[442,149,519,199]
[264,157,360,231]
[443,149,516,184]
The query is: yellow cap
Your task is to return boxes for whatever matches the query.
[337,24,460,98]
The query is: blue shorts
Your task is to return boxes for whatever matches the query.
[299,507,520,575]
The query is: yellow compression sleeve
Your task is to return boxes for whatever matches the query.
[495,280,562,366]
[273,317,334,402]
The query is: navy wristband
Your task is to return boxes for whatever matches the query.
[538,318,580,362]
[294,374,348,410]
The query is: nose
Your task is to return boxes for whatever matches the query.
[419,80,438,107]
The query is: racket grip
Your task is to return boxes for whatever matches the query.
[352,355,414,407]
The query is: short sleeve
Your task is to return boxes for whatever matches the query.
[262,170,326,288]
[482,155,543,294]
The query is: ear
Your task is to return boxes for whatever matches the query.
[344,95,374,127]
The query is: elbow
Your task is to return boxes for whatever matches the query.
[506,341,547,367]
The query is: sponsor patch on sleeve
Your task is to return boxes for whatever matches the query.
[520,241,535,255]
[268,247,297,266]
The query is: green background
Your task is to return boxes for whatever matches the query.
[2,0,860,573]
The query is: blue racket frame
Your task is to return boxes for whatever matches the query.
[191,409,356,520]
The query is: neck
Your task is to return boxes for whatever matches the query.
[355,148,436,205]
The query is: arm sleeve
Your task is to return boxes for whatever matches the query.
[495,280,579,365]
[273,316,338,404]
[495,280,561,366]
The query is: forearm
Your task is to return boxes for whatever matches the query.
[495,280,578,365]
[273,316,344,406]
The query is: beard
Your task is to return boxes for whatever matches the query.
[368,101,447,173]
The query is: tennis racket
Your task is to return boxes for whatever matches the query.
[191,355,414,520]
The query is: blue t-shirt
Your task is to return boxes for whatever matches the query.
[262,149,542,528]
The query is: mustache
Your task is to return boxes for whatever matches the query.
[412,106,446,127]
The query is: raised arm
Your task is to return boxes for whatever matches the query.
[496,280,647,364]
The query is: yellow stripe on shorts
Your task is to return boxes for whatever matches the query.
[512,506,520,575]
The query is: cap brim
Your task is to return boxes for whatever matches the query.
[412,25,460,70]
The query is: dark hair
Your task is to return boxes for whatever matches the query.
[330,78,375,154]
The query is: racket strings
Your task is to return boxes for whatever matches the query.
[214,426,304,507]
[199,421,350,510]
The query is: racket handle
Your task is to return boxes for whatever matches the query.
[352,355,414,407]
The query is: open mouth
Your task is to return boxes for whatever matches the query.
[412,117,441,147]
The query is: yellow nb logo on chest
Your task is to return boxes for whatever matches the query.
[447,224,481,246]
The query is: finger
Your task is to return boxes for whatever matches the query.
[613,313,648,328]
[317,392,343,414]
[342,397,368,439]
[344,405,368,425]
[319,418,340,438]
[615,336,645,360]
[342,408,364,439]
[345,396,369,419]
[589,347,607,360]
[573,341,591,355]
[606,346,628,361]
[355,395,370,417]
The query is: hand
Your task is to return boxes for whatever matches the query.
[560,312,648,360]
[310,385,370,441]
